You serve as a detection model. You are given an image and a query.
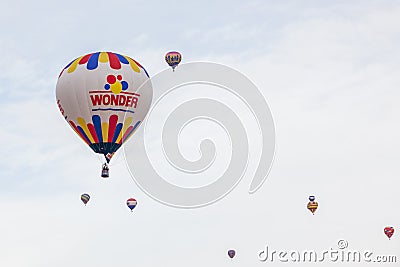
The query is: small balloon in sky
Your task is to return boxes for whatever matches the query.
[307,195,318,215]
[127,198,137,212]
[81,193,90,206]
[228,249,236,259]
[384,227,394,240]
[165,51,182,71]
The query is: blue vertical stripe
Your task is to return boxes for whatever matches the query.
[112,123,123,143]
[87,52,100,70]
[92,115,103,143]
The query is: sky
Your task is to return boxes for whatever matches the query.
[1,0,400,266]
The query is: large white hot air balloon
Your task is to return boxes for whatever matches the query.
[56,51,152,176]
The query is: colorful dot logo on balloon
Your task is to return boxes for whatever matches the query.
[104,74,129,94]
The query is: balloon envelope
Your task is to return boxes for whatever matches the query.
[307,201,318,214]
[127,198,137,211]
[384,227,394,239]
[228,249,235,259]
[81,193,90,205]
[165,51,181,71]
[56,52,152,163]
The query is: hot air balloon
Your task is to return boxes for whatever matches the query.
[56,52,152,177]
[384,227,394,240]
[307,196,318,215]
[228,249,236,259]
[165,51,181,71]
[127,198,137,211]
[81,193,90,205]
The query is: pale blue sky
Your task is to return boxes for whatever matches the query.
[0,1,400,266]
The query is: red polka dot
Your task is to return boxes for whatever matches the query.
[107,75,116,84]
[117,75,122,81]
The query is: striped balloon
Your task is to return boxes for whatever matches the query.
[307,201,318,215]
[81,193,90,205]
[56,52,152,164]
[126,198,137,211]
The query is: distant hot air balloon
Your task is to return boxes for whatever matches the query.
[228,249,236,259]
[81,193,90,205]
[165,51,181,71]
[56,52,153,177]
[384,227,394,240]
[127,198,137,212]
[307,196,318,215]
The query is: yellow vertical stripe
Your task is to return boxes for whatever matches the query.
[125,56,140,73]
[116,117,133,143]
[77,117,95,143]
[99,52,109,63]
[102,122,109,142]
[115,129,124,144]
[67,56,83,73]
